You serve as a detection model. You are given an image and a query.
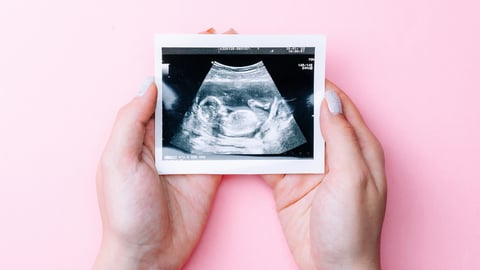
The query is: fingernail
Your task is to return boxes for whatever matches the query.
[224,28,238,34]
[325,90,343,114]
[201,27,216,34]
[138,76,154,96]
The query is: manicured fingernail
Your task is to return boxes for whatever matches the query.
[138,76,154,96]
[325,90,343,114]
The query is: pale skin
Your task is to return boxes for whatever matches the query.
[94,83,222,270]
[263,80,386,270]
[94,28,230,270]
[94,29,386,270]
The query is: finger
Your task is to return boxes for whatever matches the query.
[321,90,366,175]
[262,174,285,189]
[144,118,155,158]
[222,28,238,34]
[325,80,385,187]
[323,81,385,191]
[105,82,158,164]
[325,81,383,163]
[199,28,217,34]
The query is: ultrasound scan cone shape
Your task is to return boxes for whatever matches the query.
[170,61,307,155]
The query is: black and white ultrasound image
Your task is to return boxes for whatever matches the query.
[162,48,315,159]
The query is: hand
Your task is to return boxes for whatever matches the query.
[94,83,222,270]
[263,80,387,270]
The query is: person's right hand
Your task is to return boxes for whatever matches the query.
[94,83,222,270]
[264,80,387,270]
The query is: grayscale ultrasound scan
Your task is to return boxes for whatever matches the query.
[154,35,327,174]
[169,60,307,155]
[161,47,316,160]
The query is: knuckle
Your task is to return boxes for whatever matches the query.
[99,150,115,170]
[337,163,371,187]
[373,139,385,161]
[116,104,130,120]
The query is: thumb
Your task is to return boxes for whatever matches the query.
[320,89,364,172]
[105,80,158,163]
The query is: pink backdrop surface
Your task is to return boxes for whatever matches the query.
[1,0,479,269]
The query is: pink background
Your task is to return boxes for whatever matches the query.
[1,0,479,269]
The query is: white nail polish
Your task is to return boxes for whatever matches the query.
[138,76,155,96]
[325,90,343,114]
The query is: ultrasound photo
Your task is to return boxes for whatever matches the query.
[154,35,326,174]
[161,47,315,160]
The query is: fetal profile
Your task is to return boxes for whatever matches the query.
[170,61,307,155]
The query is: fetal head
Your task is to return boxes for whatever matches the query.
[198,96,227,124]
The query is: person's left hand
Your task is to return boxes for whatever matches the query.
[263,81,387,270]
[94,82,222,270]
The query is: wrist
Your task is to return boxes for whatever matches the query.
[93,235,161,270]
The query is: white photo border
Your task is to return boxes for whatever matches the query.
[154,34,326,174]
